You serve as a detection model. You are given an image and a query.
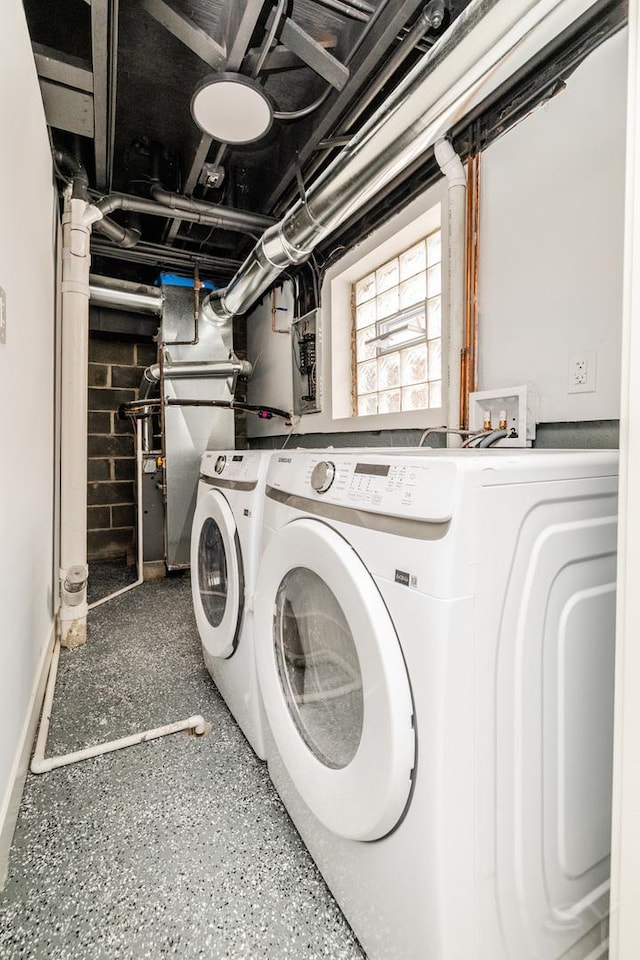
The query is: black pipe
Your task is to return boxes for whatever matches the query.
[149,184,277,232]
[93,216,141,249]
[119,397,293,423]
[94,191,276,236]
[53,148,141,247]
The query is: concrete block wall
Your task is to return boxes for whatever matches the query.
[87,337,157,560]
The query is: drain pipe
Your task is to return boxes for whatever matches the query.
[31,624,208,773]
[434,138,466,447]
[58,185,105,649]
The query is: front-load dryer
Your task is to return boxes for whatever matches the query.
[191,449,272,759]
[254,448,618,960]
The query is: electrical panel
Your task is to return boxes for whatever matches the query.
[291,309,320,415]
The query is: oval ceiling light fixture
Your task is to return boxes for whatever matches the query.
[191,73,274,144]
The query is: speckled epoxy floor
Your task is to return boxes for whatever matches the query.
[0,563,365,960]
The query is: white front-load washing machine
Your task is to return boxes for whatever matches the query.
[254,448,618,960]
[191,449,272,759]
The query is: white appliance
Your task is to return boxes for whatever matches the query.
[191,449,272,759]
[254,448,618,960]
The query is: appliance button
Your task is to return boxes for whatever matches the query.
[310,460,336,494]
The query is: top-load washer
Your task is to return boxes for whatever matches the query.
[254,448,618,960]
[191,449,272,759]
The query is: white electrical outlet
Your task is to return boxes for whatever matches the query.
[568,350,596,393]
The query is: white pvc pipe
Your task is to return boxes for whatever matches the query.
[58,194,93,648]
[88,418,145,610]
[434,138,467,446]
[30,637,208,775]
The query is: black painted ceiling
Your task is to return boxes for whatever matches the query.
[24,0,626,289]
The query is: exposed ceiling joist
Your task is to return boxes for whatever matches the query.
[141,0,226,69]
[39,80,94,137]
[32,43,93,92]
[163,0,271,246]
[266,0,425,212]
[91,0,112,190]
[277,17,349,90]
[222,0,268,71]
[245,38,338,74]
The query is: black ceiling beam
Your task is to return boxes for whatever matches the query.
[164,0,271,246]
[245,39,338,75]
[91,0,118,190]
[33,43,93,91]
[223,0,269,71]
[263,0,425,214]
[276,16,349,90]
[140,0,225,69]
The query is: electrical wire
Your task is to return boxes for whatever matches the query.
[273,0,392,122]
[253,0,286,78]
[477,429,508,447]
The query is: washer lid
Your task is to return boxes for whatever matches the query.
[191,488,243,659]
[255,518,415,841]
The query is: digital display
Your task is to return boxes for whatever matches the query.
[355,462,390,477]
[232,455,244,462]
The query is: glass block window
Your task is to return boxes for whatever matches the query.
[353,229,442,416]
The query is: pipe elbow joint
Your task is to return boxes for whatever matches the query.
[201,291,232,324]
[434,138,466,189]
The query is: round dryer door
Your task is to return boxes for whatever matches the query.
[255,518,415,842]
[191,488,244,659]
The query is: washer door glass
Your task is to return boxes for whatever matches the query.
[255,518,415,841]
[198,517,228,628]
[274,567,363,770]
[190,488,243,659]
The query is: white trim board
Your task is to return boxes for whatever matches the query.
[0,627,55,891]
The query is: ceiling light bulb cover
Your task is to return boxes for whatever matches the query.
[191,73,274,144]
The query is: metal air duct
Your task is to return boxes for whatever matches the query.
[202,0,599,323]
[89,275,164,316]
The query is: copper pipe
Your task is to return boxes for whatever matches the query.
[471,151,481,397]
[461,150,481,429]
[461,156,473,429]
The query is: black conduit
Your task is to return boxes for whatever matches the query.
[119,397,293,424]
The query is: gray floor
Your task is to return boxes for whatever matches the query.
[0,563,365,960]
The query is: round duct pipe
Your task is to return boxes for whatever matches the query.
[89,275,164,316]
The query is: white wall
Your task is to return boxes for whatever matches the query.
[0,0,57,880]
[478,28,627,423]
[611,7,640,957]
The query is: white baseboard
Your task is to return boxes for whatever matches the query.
[0,625,56,891]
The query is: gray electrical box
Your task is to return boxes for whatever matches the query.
[291,309,320,415]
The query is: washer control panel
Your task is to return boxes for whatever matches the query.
[291,455,457,522]
[201,451,263,483]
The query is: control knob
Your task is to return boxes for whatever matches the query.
[214,455,226,474]
[310,460,336,494]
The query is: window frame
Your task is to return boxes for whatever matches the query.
[323,187,447,433]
